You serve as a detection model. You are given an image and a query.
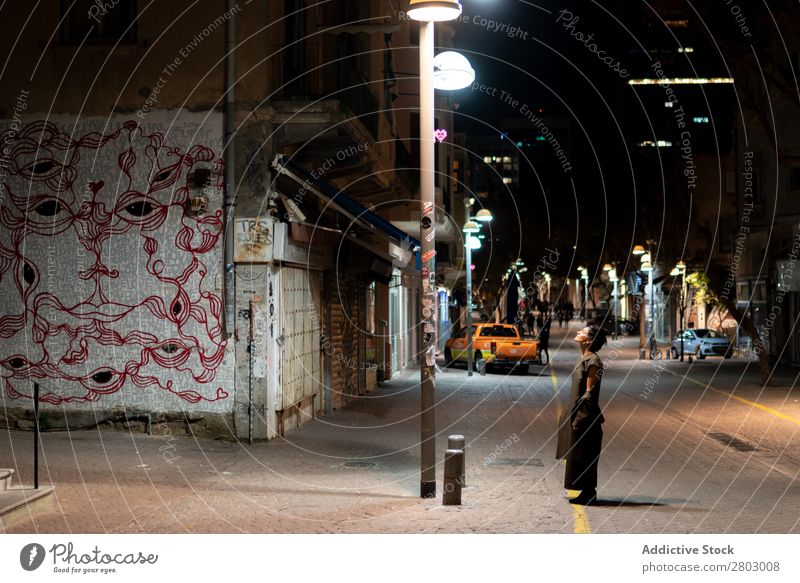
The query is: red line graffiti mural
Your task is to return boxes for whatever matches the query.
[0,120,229,405]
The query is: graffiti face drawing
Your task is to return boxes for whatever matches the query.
[0,120,228,405]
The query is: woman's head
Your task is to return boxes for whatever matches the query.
[575,324,607,352]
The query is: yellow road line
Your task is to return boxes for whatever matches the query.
[664,369,800,426]
[567,487,591,534]
[551,368,591,534]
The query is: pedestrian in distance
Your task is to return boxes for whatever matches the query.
[557,308,565,328]
[556,324,607,505]
[537,316,551,365]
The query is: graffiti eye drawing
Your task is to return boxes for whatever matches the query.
[90,370,115,384]
[123,200,155,217]
[3,356,27,370]
[28,160,55,175]
[160,342,181,354]
[22,262,36,286]
[33,199,66,217]
[153,169,173,183]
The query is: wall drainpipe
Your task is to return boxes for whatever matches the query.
[223,0,236,337]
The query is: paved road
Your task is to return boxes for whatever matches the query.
[3,322,800,533]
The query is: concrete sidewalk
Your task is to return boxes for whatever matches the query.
[2,362,578,533]
[3,321,798,534]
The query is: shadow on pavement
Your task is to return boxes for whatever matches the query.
[588,497,685,508]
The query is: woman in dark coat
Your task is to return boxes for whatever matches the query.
[556,324,607,505]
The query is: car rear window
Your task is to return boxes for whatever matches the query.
[479,326,519,338]
[695,330,723,338]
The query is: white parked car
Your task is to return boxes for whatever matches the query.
[670,329,733,359]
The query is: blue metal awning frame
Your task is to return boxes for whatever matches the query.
[272,154,420,265]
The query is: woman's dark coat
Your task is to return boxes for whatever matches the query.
[556,352,605,462]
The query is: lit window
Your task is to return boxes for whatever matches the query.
[664,101,674,108]
[677,47,694,53]
[502,156,512,163]
[693,116,710,123]
[483,156,491,163]
[629,77,734,85]
[502,177,512,184]
[637,140,673,148]
[664,19,689,28]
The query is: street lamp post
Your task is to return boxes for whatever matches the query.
[578,267,589,321]
[643,259,655,359]
[408,0,467,499]
[676,261,687,361]
[634,243,657,359]
[603,263,619,339]
[463,205,492,377]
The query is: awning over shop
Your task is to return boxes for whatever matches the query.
[271,154,420,259]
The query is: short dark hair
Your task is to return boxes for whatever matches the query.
[586,324,607,353]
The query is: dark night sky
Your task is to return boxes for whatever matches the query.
[447,1,635,282]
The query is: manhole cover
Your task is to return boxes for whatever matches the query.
[486,457,543,467]
[343,461,378,469]
[705,432,757,452]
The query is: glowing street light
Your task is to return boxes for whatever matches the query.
[475,208,493,222]
[433,51,475,90]
[408,0,462,21]
[462,220,480,233]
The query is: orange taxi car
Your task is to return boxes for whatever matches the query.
[444,323,538,373]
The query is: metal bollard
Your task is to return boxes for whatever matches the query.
[448,434,466,487]
[443,448,463,505]
[478,359,487,376]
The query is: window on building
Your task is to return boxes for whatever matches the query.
[452,159,461,193]
[60,0,137,44]
[752,281,767,303]
[736,282,749,303]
